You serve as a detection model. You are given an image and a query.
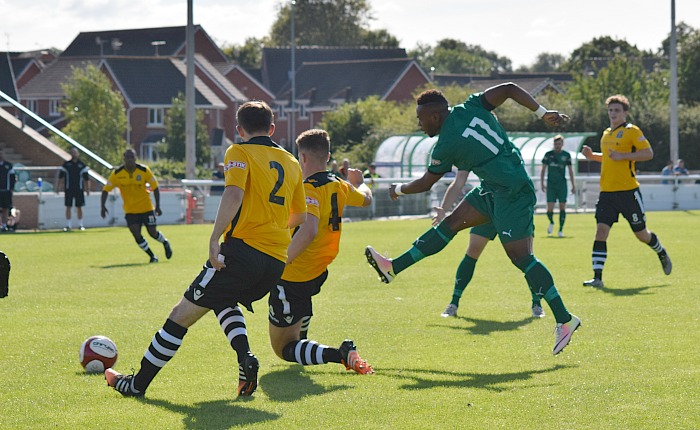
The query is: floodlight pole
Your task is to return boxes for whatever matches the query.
[669,0,679,163]
[185,0,196,179]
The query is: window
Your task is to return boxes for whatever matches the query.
[277,104,287,119]
[49,99,60,116]
[148,107,164,126]
[26,100,37,113]
[299,103,307,119]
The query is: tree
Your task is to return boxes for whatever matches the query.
[415,39,512,74]
[268,0,397,47]
[562,36,652,72]
[59,64,127,167]
[221,37,267,68]
[528,53,566,72]
[163,92,211,164]
[677,29,700,104]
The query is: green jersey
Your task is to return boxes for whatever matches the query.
[427,93,533,197]
[542,150,572,186]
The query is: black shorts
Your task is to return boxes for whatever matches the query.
[125,211,157,227]
[268,271,328,328]
[0,191,12,209]
[595,188,647,232]
[183,238,286,313]
[64,189,85,207]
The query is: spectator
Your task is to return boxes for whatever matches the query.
[329,160,342,178]
[0,149,16,232]
[338,158,350,180]
[211,162,225,195]
[661,160,674,185]
[7,208,20,231]
[674,159,689,176]
[363,162,381,189]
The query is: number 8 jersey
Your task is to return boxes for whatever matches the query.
[223,136,306,262]
[428,93,533,195]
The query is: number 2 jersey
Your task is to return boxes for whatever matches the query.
[281,172,366,283]
[427,93,534,197]
[223,136,306,262]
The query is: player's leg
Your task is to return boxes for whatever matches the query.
[584,193,616,288]
[441,231,489,317]
[625,189,672,275]
[558,200,567,236]
[105,297,209,397]
[146,216,172,260]
[1,194,10,230]
[299,316,311,339]
[366,193,488,283]
[127,216,157,262]
[546,201,555,235]
[64,192,73,230]
[0,250,10,298]
[75,191,85,230]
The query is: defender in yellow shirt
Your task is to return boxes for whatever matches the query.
[581,94,671,288]
[268,129,374,375]
[106,101,306,399]
[100,148,172,263]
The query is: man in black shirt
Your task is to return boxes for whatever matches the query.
[0,149,16,232]
[59,148,90,231]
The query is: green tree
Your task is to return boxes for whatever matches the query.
[562,36,652,72]
[163,92,211,164]
[416,39,512,74]
[677,29,700,104]
[59,64,127,167]
[528,52,566,72]
[269,0,397,47]
[221,37,267,68]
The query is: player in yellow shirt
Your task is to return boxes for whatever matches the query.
[580,94,672,288]
[100,148,172,263]
[106,101,307,398]
[268,129,374,374]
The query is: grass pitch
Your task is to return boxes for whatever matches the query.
[0,211,698,429]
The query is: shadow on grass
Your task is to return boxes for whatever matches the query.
[381,364,576,392]
[430,316,535,336]
[141,398,280,429]
[591,283,670,297]
[260,365,350,402]
[94,262,155,269]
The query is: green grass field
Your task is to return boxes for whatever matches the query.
[0,211,698,429]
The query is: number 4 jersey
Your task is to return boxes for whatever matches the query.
[428,93,534,196]
[281,172,366,283]
[223,136,306,262]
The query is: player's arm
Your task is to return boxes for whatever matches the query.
[390,170,443,201]
[609,147,653,162]
[568,164,576,193]
[286,213,319,264]
[347,168,372,207]
[433,170,467,226]
[152,188,162,216]
[209,185,244,270]
[482,82,568,126]
[100,190,109,218]
[581,145,602,163]
[540,164,547,192]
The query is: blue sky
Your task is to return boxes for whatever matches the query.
[2,0,699,69]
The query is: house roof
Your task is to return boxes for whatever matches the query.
[276,58,418,106]
[104,57,224,107]
[0,52,18,101]
[261,47,407,95]
[61,25,198,58]
[20,56,225,108]
[20,58,99,98]
[434,72,573,95]
[193,54,246,101]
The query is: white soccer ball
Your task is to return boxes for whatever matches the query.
[79,335,118,373]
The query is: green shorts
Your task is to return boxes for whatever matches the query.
[465,185,535,243]
[546,181,568,203]
[470,222,497,240]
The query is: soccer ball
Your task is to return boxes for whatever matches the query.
[79,335,118,373]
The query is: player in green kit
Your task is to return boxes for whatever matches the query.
[540,135,576,237]
[365,83,581,355]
